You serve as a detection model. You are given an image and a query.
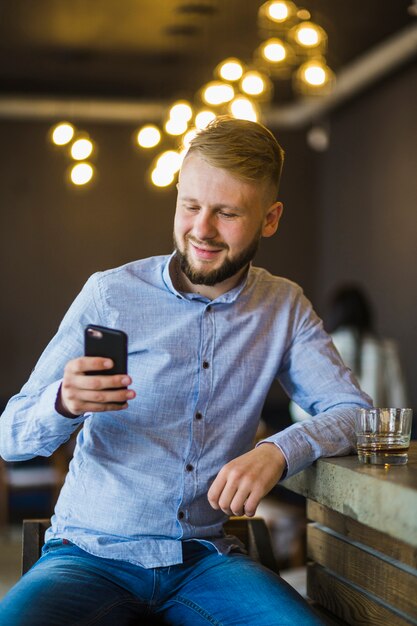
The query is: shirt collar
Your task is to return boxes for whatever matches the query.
[162,251,252,305]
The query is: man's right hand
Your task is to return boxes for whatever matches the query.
[56,357,135,418]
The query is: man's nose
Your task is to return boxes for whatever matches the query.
[193,211,217,240]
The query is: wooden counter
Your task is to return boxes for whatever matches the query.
[283,440,417,625]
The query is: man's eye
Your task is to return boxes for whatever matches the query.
[185,205,200,211]
[220,212,237,219]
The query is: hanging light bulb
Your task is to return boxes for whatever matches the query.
[201,82,235,106]
[165,118,189,136]
[156,150,183,174]
[182,128,198,149]
[50,122,75,146]
[290,22,327,51]
[69,162,95,186]
[195,110,216,130]
[216,58,244,82]
[70,137,94,161]
[169,101,193,122]
[260,38,287,63]
[136,125,161,148]
[240,71,267,96]
[229,97,258,122]
[258,1,297,24]
[151,168,175,188]
[294,59,335,94]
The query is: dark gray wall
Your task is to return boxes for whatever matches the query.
[314,61,417,410]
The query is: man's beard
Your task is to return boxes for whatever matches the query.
[173,230,261,287]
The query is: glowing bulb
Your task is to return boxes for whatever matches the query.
[303,64,326,86]
[182,128,198,148]
[169,101,193,121]
[292,22,324,48]
[51,122,75,146]
[268,1,289,21]
[156,150,183,174]
[295,60,334,94]
[202,82,234,106]
[297,26,319,47]
[70,163,94,186]
[240,72,266,96]
[137,125,161,148]
[268,0,297,22]
[165,118,188,136]
[261,39,286,62]
[230,97,258,122]
[218,58,244,81]
[70,138,94,161]
[195,110,216,130]
[151,168,175,188]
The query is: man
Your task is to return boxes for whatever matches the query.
[0,117,371,625]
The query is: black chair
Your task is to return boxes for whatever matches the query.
[21,517,279,576]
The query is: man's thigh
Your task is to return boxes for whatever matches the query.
[0,541,152,626]
[161,551,324,626]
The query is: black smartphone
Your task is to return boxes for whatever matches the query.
[84,325,128,376]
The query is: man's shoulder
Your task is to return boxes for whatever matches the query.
[249,265,303,296]
[94,255,170,283]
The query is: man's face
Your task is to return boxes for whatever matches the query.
[174,154,281,288]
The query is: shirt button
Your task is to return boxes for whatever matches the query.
[195,412,203,420]
[206,305,212,312]
[178,511,185,520]
[202,360,209,369]
[186,464,194,472]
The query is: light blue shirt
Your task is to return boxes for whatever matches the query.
[0,254,371,567]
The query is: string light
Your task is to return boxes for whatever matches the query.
[165,117,189,136]
[229,97,258,122]
[168,101,193,122]
[138,0,334,188]
[202,82,235,106]
[49,121,97,187]
[51,122,75,146]
[195,110,216,130]
[70,137,94,161]
[260,38,287,63]
[136,125,161,148]
[69,162,95,186]
[216,58,244,82]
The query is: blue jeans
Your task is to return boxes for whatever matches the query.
[0,539,324,625]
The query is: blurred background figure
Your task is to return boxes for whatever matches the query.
[290,284,408,421]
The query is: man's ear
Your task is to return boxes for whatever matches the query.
[262,202,283,238]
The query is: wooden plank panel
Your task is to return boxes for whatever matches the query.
[307,499,417,568]
[307,563,416,626]
[307,524,417,619]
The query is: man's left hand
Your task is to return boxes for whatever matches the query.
[207,443,287,517]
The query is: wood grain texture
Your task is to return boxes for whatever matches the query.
[307,499,417,568]
[307,563,416,626]
[307,524,417,620]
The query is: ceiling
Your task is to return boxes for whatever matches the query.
[0,0,416,110]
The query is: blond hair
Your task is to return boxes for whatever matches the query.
[185,116,284,199]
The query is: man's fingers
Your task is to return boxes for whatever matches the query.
[207,473,227,510]
[208,470,251,516]
[70,373,132,391]
[65,356,114,376]
[59,356,135,416]
[242,490,262,518]
[207,445,287,518]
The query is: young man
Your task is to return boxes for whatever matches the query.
[0,117,371,625]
